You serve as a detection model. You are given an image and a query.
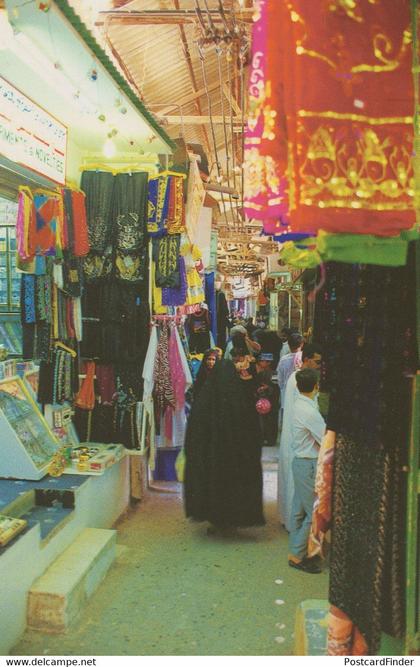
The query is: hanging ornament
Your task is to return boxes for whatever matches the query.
[38,1,51,11]
[88,68,98,81]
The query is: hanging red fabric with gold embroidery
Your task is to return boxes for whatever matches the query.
[256,0,415,236]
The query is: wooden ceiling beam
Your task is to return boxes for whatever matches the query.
[158,115,243,125]
[96,9,253,26]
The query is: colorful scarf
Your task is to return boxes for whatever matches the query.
[161,257,188,306]
[247,0,415,237]
[168,322,186,410]
[154,234,181,288]
[243,0,289,223]
[308,430,335,559]
[167,176,186,234]
[153,323,175,425]
[148,176,170,237]
[30,193,61,257]
[327,606,368,656]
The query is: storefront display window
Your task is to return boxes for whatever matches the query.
[0,198,19,312]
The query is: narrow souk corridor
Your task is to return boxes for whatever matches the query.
[11,455,328,656]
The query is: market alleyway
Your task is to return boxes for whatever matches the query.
[12,454,328,656]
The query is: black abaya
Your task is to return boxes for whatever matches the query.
[184,360,265,528]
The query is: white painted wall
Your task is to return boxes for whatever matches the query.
[0,456,130,655]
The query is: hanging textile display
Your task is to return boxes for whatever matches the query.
[153,234,181,288]
[16,187,35,262]
[327,606,369,656]
[245,0,415,238]
[181,239,205,308]
[81,171,115,255]
[30,191,61,257]
[147,175,170,237]
[185,159,205,243]
[113,172,149,283]
[161,257,188,307]
[413,0,420,225]
[17,183,89,385]
[243,0,289,225]
[81,171,114,280]
[75,361,96,411]
[142,317,193,449]
[313,248,418,654]
[37,345,78,406]
[166,174,186,235]
[153,322,175,426]
[61,188,90,257]
[308,430,336,559]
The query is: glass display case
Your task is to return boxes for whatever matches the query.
[0,198,19,313]
[0,376,59,479]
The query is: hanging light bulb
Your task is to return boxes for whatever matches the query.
[103,136,116,158]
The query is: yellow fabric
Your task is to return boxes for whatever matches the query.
[151,261,167,314]
[181,241,205,305]
[280,238,321,268]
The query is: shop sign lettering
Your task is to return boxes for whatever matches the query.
[0,76,67,184]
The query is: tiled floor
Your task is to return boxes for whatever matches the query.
[12,459,328,656]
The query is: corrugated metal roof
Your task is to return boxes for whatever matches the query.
[68,0,250,175]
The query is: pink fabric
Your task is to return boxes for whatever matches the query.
[169,324,186,410]
[243,0,289,222]
[164,407,173,441]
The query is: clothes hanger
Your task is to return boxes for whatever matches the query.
[55,341,77,358]
[33,187,61,198]
[79,163,159,176]
[159,170,187,179]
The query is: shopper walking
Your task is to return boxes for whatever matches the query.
[277,343,322,531]
[184,351,264,532]
[277,332,304,408]
[191,349,219,400]
[288,368,325,573]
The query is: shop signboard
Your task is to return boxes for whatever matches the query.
[0,76,67,185]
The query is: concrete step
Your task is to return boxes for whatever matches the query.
[27,527,116,633]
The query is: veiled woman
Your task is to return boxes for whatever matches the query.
[184,351,265,531]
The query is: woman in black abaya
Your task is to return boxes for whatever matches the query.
[184,354,265,530]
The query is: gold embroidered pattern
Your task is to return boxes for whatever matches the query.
[295,27,411,74]
[156,235,181,287]
[328,0,380,24]
[167,176,186,234]
[156,177,169,227]
[297,110,413,125]
[288,1,411,76]
[297,120,414,210]
[115,252,141,281]
[244,147,282,202]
